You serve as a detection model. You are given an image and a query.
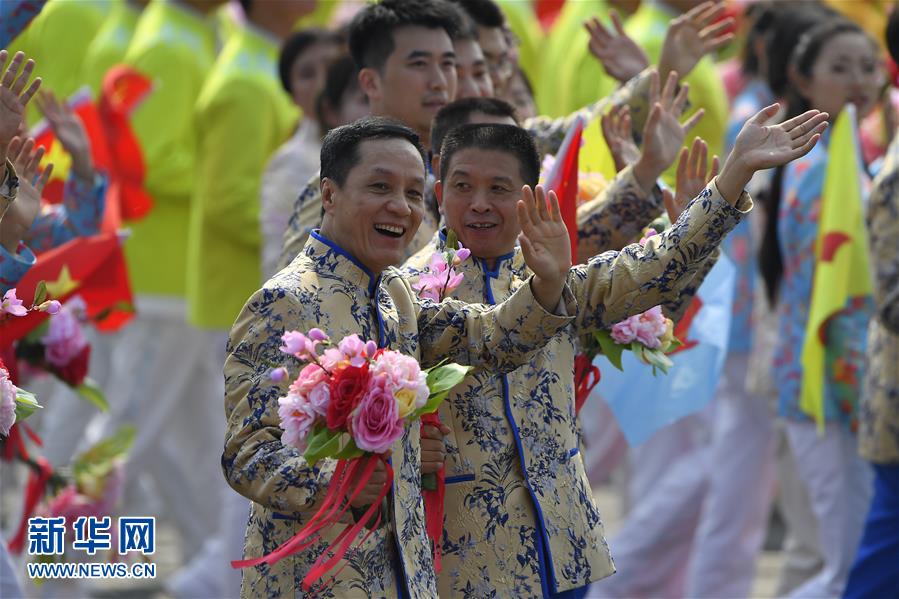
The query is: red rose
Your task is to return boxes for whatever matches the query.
[326,364,370,431]
[55,344,91,387]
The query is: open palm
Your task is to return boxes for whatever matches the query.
[733,106,829,171]
[585,12,649,83]
[0,51,41,153]
[517,185,571,283]
[1,136,52,244]
[658,1,735,83]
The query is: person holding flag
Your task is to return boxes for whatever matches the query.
[758,15,884,599]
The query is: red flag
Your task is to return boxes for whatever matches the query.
[536,0,566,31]
[543,116,584,261]
[0,234,134,345]
[97,66,155,230]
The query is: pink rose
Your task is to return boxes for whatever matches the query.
[288,364,331,417]
[319,347,344,371]
[41,307,88,368]
[370,350,428,410]
[278,394,318,451]
[1,368,16,437]
[610,320,636,344]
[633,306,668,349]
[351,375,404,454]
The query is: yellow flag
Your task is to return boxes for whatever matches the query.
[799,105,873,429]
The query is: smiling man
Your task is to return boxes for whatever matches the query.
[277,0,463,270]
[224,117,582,597]
[400,109,827,597]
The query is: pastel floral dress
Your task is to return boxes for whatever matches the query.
[774,134,874,430]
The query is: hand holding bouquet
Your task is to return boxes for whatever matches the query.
[234,329,469,590]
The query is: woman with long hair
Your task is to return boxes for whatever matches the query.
[759,15,885,598]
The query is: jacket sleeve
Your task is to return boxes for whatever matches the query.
[25,173,107,253]
[0,242,35,293]
[405,274,576,371]
[569,179,750,336]
[222,285,335,516]
[576,164,663,260]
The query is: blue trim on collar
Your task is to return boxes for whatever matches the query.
[310,229,378,293]
[478,251,515,279]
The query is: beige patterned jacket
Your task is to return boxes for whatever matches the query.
[860,133,899,464]
[223,231,575,597]
[401,181,751,596]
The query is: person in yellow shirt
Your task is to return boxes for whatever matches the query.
[81,0,147,96]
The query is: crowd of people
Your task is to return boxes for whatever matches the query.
[0,0,897,598]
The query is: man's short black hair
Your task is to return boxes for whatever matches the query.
[348,0,464,71]
[440,123,539,187]
[278,29,340,95]
[321,116,426,186]
[430,97,518,155]
[448,0,505,29]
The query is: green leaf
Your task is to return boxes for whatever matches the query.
[72,425,136,483]
[413,363,470,418]
[13,389,42,422]
[630,342,647,364]
[33,281,48,306]
[303,424,342,466]
[426,363,470,395]
[333,434,365,460]
[594,330,624,371]
[75,378,109,412]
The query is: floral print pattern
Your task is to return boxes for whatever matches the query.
[223,231,574,597]
[400,180,749,596]
[859,134,899,464]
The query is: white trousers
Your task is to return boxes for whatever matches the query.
[99,297,225,556]
[785,421,873,599]
[684,353,777,598]
[587,413,710,598]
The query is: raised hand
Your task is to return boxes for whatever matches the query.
[668,136,719,222]
[601,104,640,172]
[717,104,828,204]
[633,70,704,192]
[35,90,94,182]
[585,12,649,83]
[657,1,735,84]
[517,185,571,311]
[0,51,41,173]
[1,136,53,251]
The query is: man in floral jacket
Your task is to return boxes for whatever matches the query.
[401,106,827,597]
[223,117,579,598]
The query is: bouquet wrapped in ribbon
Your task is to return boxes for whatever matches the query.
[232,329,469,590]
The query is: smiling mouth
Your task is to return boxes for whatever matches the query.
[467,223,496,230]
[374,223,406,238]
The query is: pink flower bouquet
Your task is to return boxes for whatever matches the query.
[595,305,681,375]
[412,229,471,302]
[234,329,469,590]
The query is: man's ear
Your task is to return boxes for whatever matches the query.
[434,179,444,211]
[430,153,440,179]
[321,177,338,214]
[358,67,380,104]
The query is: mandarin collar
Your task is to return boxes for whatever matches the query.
[436,228,518,279]
[308,230,379,296]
